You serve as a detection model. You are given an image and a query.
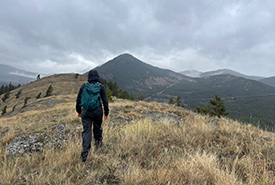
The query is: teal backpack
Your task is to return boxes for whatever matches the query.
[80,82,102,111]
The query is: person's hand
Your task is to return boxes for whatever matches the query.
[78,113,81,118]
[104,115,109,120]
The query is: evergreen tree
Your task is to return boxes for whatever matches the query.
[0,85,4,95]
[1,106,7,116]
[107,81,113,91]
[195,105,212,115]
[36,92,42,99]
[106,86,113,102]
[118,90,130,99]
[168,97,175,104]
[195,94,229,118]
[176,96,181,106]
[45,85,53,97]
[15,89,22,99]
[8,82,13,90]
[2,91,10,102]
[4,85,9,92]
[0,83,20,95]
[209,94,229,118]
[112,82,119,97]
[12,105,16,112]
[100,78,134,101]
[22,97,31,109]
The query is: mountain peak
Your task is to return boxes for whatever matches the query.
[117,53,134,58]
[111,53,139,63]
[102,53,146,68]
[92,53,185,93]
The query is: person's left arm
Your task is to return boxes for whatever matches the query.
[76,84,85,115]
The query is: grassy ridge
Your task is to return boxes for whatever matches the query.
[0,73,86,117]
[1,99,274,184]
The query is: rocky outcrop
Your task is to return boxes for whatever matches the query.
[5,124,81,157]
[6,133,45,157]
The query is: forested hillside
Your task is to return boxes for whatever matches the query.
[91,54,275,130]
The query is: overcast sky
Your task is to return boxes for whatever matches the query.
[1,0,275,77]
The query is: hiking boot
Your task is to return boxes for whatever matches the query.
[81,152,88,162]
[94,140,103,149]
[81,155,87,162]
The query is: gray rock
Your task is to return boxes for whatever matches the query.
[51,124,68,132]
[6,133,46,157]
[5,124,75,157]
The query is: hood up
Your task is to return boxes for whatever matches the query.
[88,70,100,83]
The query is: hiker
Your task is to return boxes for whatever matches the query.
[76,70,109,162]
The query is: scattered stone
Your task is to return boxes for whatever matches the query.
[5,124,75,157]
[52,124,67,132]
[6,133,46,157]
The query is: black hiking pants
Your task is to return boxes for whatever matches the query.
[81,106,103,157]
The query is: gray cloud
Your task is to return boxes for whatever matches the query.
[0,0,275,76]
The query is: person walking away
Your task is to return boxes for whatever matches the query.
[76,70,109,162]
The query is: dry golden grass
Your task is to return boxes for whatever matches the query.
[0,73,86,117]
[0,75,274,184]
[0,97,274,184]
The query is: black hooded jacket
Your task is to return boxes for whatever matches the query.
[76,70,109,116]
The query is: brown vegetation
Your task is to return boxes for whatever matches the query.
[0,74,274,184]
